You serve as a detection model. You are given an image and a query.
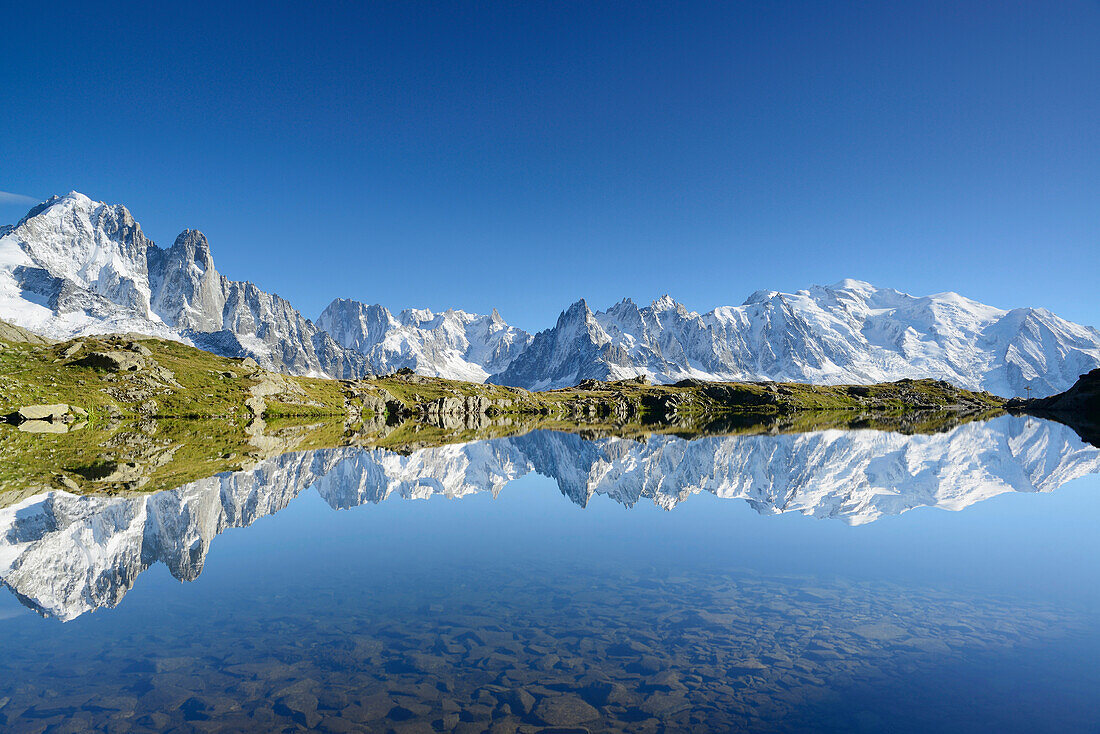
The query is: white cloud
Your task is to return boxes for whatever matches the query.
[0,190,40,205]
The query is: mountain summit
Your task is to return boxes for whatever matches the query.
[2,193,1098,394]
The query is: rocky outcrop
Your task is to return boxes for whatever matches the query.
[1013,368,1100,447]
[72,350,146,372]
[0,318,54,345]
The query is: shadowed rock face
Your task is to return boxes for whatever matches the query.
[1018,368,1100,447]
[1,415,1096,620]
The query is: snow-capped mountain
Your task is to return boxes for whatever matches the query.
[0,192,526,380]
[318,298,530,381]
[490,282,1100,396]
[3,193,1098,393]
[2,415,1097,620]
[0,192,368,376]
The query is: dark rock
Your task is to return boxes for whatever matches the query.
[275,691,321,728]
[72,350,145,372]
[1019,368,1100,447]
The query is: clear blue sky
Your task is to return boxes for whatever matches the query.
[1,1,1097,331]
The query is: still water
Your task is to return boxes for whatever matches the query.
[2,415,1099,732]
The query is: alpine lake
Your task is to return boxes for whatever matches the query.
[2,411,1100,734]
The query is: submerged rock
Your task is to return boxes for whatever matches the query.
[533,694,599,727]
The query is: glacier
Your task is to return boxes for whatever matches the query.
[317,298,531,381]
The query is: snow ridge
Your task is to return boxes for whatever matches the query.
[490,283,1100,396]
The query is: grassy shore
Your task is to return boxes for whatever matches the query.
[0,321,1008,498]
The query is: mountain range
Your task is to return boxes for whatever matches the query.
[2,192,1098,395]
[2,415,1097,620]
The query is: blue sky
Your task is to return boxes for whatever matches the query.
[1,1,1097,331]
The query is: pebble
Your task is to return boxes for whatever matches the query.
[0,566,1081,732]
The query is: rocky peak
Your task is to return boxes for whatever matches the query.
[15,195,61,227]
[560,298,593,324]
[317,296,530,381]
[651,294,678,311]
[168,229,215,274]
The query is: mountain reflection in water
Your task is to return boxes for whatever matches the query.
[2,413,1100,733]
[1,415,1097,621]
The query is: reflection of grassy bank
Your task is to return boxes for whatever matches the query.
[1,405,1008,503]
[0,418,254,499]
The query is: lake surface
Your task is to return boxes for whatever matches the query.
[2,414,1100,732]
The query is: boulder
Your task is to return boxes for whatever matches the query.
[14,403,70,421]
[72,351,146,372]
[59,341,84,359]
